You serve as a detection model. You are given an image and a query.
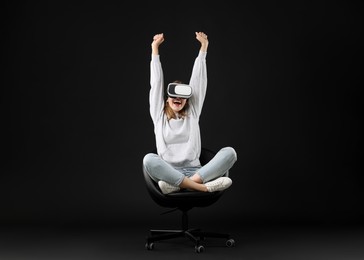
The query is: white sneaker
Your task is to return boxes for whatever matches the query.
[205,177,232,192]
[158,181,180,194]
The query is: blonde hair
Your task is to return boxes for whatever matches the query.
[164,80,189,120]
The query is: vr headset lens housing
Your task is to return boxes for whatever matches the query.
[167,83,192,99]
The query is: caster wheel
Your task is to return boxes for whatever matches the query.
[145,242,154,250]
[195,245,205,253]
[226,238,236,247]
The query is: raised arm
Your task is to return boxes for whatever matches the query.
[149,33,166,123]
[189,32,209,116]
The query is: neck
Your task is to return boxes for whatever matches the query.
[174,112,181,119]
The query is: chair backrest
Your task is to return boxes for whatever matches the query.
[143,147,229,210]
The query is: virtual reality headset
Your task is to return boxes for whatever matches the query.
[167,83,192,99]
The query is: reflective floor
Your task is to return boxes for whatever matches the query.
[1,222,363,260]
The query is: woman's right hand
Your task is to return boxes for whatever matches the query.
[151,33,164,49]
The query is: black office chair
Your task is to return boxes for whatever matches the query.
[142,147,235,253]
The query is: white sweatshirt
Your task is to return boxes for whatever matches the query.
[149,51,207,167]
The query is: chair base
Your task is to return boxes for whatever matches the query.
[145,209,236,253]
[145,228,235,253]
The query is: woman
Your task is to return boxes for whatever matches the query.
[143,32,237,195]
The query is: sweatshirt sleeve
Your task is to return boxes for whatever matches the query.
[188,51,207,117]
[149,54,165,123]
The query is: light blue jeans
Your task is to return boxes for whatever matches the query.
[143,147,237,187]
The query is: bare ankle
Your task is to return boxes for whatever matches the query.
[190,173,203,184]
[202,184,208,192]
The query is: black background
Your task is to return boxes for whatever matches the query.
[2,1,363,227]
